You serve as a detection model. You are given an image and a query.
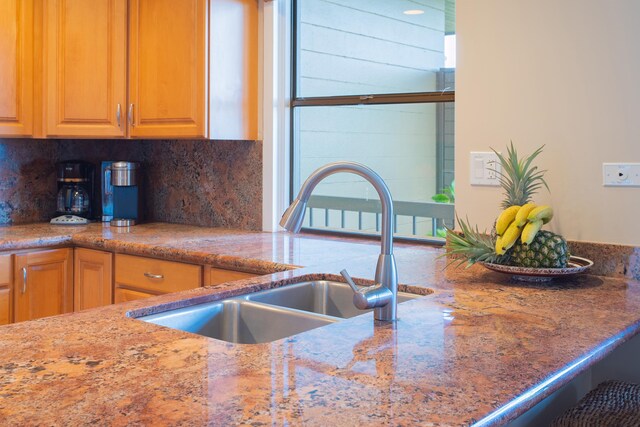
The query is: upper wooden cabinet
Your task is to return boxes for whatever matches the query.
[2,0,259,140]
[44,0,127,137]
[0,0,34,137]
[128,0,207,138]
[14,248,73,323]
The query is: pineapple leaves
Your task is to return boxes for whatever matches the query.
[489,141,549,208]
[441,214,504,268]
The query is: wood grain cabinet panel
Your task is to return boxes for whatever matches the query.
[0,255,13,325]
[44,0,127,137]
[115,254,202,301]
[114,288,154,304]
[74,248,113,311]
[128,0,207,138]
[204,266,257,286]
[0,0,34,136]
[14,248,73,323]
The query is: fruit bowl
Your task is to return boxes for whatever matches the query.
[479,256,594,282]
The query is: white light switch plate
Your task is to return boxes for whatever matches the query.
[603,163,640,186]
[470,152,501,186]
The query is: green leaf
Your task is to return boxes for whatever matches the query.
[432,194,451,203]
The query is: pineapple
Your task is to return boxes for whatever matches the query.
[509,230,569,268]
[444,142,570,269]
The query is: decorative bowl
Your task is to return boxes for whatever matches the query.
[479,256,594,282]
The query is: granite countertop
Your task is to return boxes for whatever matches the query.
[1,223,640,426]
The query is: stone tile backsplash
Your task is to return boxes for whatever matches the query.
[0,138,262,230]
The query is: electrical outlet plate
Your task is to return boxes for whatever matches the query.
[470,152,501,186]
[603,163,640,186]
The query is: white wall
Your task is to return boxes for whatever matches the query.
[457,0,640,245]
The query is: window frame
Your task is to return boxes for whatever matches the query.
[289,0,455,243]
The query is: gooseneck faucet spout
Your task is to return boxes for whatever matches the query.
[279,162,398,322]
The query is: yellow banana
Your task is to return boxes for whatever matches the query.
[521,219,544,245]
[495,205,521,236]
[500,222,522,251]
[514,202,537,227]
[527,205,553,224]
[495,236,504,255]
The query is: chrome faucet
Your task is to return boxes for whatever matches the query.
[279,161,398,322]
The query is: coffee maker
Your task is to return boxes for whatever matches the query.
[102,161,142,226]
[51,161,94,225]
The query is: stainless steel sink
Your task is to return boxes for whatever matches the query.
[139,299,338,344]
[137,281,425,344]
[242,280,421,319]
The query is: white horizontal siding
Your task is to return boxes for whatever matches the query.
[294,0,448,237]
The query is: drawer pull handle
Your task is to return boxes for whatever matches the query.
[22,267,27,294]
[144,272,164,280]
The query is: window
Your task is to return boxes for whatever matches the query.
[291,0,455,241]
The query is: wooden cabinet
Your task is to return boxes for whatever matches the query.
[44,0,127,137]
[14,248,73,323]
[128,0,207,138]
[204,266,256,286]
[2,0,258,140]
[0,255,12,325]
[0,0,34,136]
[114,254,202,303]
[127,0,258,139]
[74,248,113,311]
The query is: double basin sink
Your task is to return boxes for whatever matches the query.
[138,281,422,344]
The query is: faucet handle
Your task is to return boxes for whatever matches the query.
[340,269,360,293]
[340,269,392,310]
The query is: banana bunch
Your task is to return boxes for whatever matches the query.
[494,203,553,254]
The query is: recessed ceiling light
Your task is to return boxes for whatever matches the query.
[403,9,424,15]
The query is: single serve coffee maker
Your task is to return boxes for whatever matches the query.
[102,161,142,226]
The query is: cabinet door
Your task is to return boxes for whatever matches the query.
[14,248,73,323]
[128,0,207,138]
[0,254,12,325]
[74,248,113,311]
[45,0,127,137]
[0,0,34,136]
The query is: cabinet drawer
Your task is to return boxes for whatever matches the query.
[115,254,202,294]
[114,288,154,303]
[204,266,257,286]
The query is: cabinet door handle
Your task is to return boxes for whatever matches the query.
[116,103,122,128]
[144,272,164,280]
[128,104,134,127]
[21,267,27,294]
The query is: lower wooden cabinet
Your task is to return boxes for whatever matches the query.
[114,287,155,303]
[0,254,12,325]
[114,254,202,302]
[0,247,261,322]
[14,248,73,322]
[74,248,113,311]
[204,266,256,286]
